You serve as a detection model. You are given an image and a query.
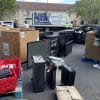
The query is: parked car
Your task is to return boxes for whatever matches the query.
[0,21,13,28]
[91,25,100,38]
[76,24,100,34]
[74,24,100,44]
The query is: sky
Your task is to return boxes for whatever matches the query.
[17,0,77,4]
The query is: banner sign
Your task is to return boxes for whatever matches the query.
[34,12,67,26]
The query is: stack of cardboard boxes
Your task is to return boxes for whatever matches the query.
[0,27,39,62]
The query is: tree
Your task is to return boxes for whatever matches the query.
[73,0,100,24]
[0,0,16,20]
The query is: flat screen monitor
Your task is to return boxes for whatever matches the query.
[27,39,50,68]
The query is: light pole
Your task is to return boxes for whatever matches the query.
[45,0,48,15]
[45,0,49,31]
[47,0,48,12]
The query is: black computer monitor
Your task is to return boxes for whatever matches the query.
[27,39,50,68]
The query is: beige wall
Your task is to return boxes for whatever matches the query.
[15,9,27,25]
[5,9,26,25]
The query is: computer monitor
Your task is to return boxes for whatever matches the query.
[27,39,50,68]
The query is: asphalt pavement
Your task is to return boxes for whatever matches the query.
[0,44,100,100]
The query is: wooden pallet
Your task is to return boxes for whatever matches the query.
[56,86,83,100]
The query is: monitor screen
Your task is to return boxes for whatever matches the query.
[27,39,50,68]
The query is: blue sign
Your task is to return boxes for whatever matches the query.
[34,13,51,25]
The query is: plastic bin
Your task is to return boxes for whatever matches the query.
[0,58,21,78]
[0,69,17,95]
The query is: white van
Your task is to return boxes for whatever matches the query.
[0,21,13,28]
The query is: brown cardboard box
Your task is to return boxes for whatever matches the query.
[1,29,39,62]
[0,27,8,58]
[8,27,35,30]
[0,27,16,59]
[19,29,39,62]
[0,26,11,31]
[85,31,100,61]
[1,30,20,59]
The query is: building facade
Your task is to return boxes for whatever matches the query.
[11,1,75,27]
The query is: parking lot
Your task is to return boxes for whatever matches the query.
[0,44,100,100]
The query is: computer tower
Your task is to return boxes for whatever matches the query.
[57,34,66,57]
[61,64,76,86]
[32,55,45,92]
[45,34,58,57]
[46,68,56,90]
[65,40,73,56]
[46,58,57,90]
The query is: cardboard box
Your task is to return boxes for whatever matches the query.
[20,29,39,62]
[0,26,11,31]
[0,26,17,58]
[1,29,39,62]
[1,30,20,59]
[85,31,100,61]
